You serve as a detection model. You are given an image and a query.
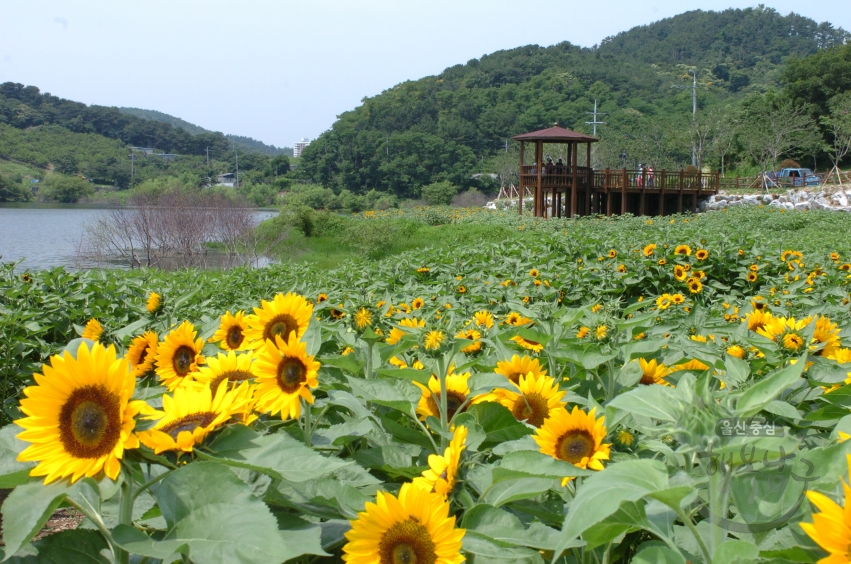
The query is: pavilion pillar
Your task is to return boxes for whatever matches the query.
[570,142,577,218]
[518,142,524,216]
[536,141,543,217]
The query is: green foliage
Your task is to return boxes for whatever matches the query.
[0,174,31,202]
[39,173,93,203]
[421,180,458,205]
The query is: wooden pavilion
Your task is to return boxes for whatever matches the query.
[512,125,719,218]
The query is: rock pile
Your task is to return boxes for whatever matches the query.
[700,189,851,213]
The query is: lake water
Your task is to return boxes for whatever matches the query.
[0,203,277,271]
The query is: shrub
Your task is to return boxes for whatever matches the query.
[452,188,488,207]
[39,173,93,203]
[421,180,458,206]
[778,158,802,169]
[0,175,31,202]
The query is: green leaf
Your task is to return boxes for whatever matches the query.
[461,504,564,550]
[713,540,758,564]
[0,425,34,488]
[632,542,687,564]
[736,357,806,417]
[376,367,431,386]
[347,376,421,414]
[607,385,681,422]
[1,480,73,560]
[481,477,553,507]
[5,529,110,564]
[113,461,305,564]
[557,460,670,556]
[461,531,545,563]
[465,402,532,446]
[496,451,592,480]
[201,425,351,482]
[113,318,149,341]
[723,355,751,387]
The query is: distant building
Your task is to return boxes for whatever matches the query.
[131,147,154,155]
[216,173,236,187]
[293,138,311,158]
[156,153,177,161]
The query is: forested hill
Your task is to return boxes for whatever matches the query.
[299,6,849,198]
[118,107,293,156]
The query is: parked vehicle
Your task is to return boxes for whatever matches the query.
[777,168,819,187]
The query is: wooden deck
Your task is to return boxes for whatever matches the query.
[519,166,719,218]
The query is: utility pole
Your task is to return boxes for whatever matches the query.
[206,146,209,167]
[234,141,239,189]
[585,99,607,136]
[671,70,699,166]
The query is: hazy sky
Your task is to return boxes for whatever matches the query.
[1,1,849,149]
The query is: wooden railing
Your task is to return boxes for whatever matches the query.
[591,169,718,192]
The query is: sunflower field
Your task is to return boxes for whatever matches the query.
[2,206,851,564]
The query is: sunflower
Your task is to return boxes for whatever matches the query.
[457,285,467,294]
[695,249,709,261]
[317,293,329,303]
[386,317,426,345]
[244,292,313,350]
[15,342,147,484]
[146,292,162,314]
[674,245,692,256]
[416,267,431,274]
[595,325,608,340]
[757,315,809,344]
[495,355,548,384]
[607,249,617,258]
[492,373,566,427]
[687,278,703,294]
[617,264,627,273]
[656,294,672,310]
[505,312,533,326]
[155,321,205,391]
[82,318,103,342]
[126,331,158,378]
[727,345,746,359]
[745,309,773,332]
[193,350,258,392]
[657,258,667,266]
[412,298,425,310]
[534,406,611,484]
[811,315,841,357]
[747,272,758,283]
[831,252,841,261]
[424,330,446,351]
[209,310,249,351]
[673,265,687,281]
[138,380,252,454]
[510,335,544,352]
[331,305,346,320]
[472,310,494,329]
[637,358,671,386]
[667,359,710,375]
[576,326,590,338]
[253,333,320,420]
[455,328,482,355]
[413,426,468,497]
[529,268,539,277]
[750,264,759,272]
[616,429,636,447]
[354,307,373,330]
[22,273,32,283]
[342,347,355,356]
[800,455,851,564]
[415,371,478,421]
[671,293,685,305]
[342,482,465,564]
[643,243,656,257]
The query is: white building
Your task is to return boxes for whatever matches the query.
[293,138,311,158]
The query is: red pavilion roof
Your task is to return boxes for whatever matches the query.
[511,125,598,143]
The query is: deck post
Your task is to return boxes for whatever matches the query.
[605,168,612,217]
[585,143,591,216]
[621,168,627,215]
[536,141,543,217]
[518,141,524,216]
[639,170,646,217]
[678,169,684,213]
[659,169,666,216]
[570,142,578,218]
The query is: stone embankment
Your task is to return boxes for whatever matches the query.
[700,188,851,213]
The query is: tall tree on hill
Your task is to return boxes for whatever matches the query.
[738,93,818,174]
[821,93,851,183]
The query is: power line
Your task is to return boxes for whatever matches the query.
[585,99,607,136]
[671,70,698,166]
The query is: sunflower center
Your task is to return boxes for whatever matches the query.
[277,357,307,393]
[556,430,595,464]
[135,345,151,367]
[505,371,523,384]
[226,326,244,349]
[172,345,196,376]
[209,370,254,392]
[264,314,298,343]
[379,519,437,564]
[512,392,549,427]
[160,412,218,439]
[426,390,467,420]
[58,385,121,459]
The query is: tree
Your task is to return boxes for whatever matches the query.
[421,181,457,205]
[52,152,78,174]
[40,174,93,203]
[821,92,851,183]
[738,94,818,174]
[0,174,31,202]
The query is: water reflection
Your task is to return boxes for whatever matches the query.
[0,203,277,271]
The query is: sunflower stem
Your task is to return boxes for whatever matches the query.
[65,497,118,561]
[365,341,374,380]
[438,356,449,449]
[407,412,440,455]
[115,471,135,564]
[303,400,312,447]
[676,507,711,564]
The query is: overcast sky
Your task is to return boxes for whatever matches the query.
[1,1,849,149]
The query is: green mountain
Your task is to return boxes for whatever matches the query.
[118,107,292,156]
[299,6,848,197]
